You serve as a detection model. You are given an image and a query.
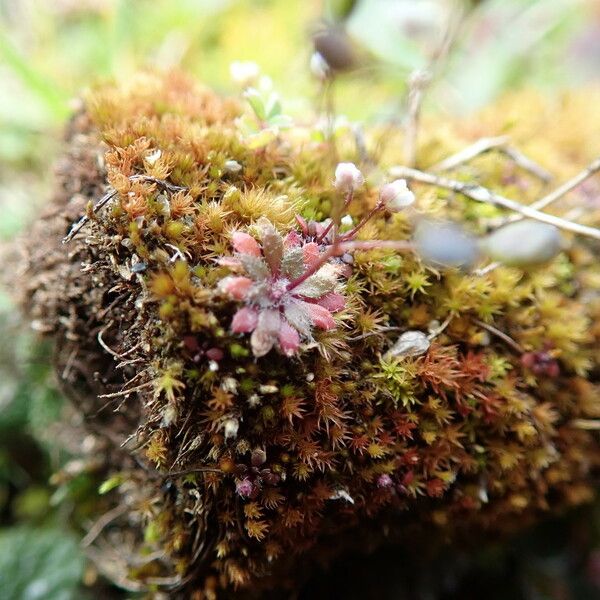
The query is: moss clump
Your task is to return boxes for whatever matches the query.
[18,71,600,596]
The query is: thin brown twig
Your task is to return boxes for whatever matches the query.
[98,380,154,399]
[433,136,553,182]
[501,145,553,183]
[81,504,128,548]
[506,156,600,223]
[403,3,465,167]
[389,165,600,240]
[433,136,509,171]
[473,318,523,354]
[570,419,600,430]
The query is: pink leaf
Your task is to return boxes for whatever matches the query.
[232,231,261,256]
[317,292,346,313]
[231,307,259,333]
[251,308,281,357]
[278,319,301,356]
[295,214,309,236]
[308,303,336,330]
[258,218,283,274]
[284,230,302,248]
[217,256,242,269]
[303,242,320,268]
[219,276,253,300]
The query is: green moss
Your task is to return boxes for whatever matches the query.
[18,72,600,596]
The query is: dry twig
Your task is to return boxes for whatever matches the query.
[506,156,600,223]
[403,3,465,166]
[473,318,524,354]
[389,165,600,240]
[432,135,552,183]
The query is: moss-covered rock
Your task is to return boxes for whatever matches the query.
[17,71,600,596]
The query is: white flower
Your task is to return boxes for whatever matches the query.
[223,418,239,440]
[334,162,364,193]
[145,148,162,165]
[310,52,330,80]
[340,214,354,228]
[230,61,260,87]
[379,179,415,212]
[224,159,242,173]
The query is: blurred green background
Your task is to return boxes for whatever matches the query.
[1,1,600,598]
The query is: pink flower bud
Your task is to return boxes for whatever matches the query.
[334,162,364,193]
[205,347,224,361]
[379,179,415,212]
[377,474,393,488]
[236,478,254,498]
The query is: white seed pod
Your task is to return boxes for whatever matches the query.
[161,403,179,427]
[221,377,239,394]
[145,148,162,165]
[224,159,242,173]
[310,51,330,80]
[223,418,239,440]
[340,214,354,228]
[480,220,563,267]
[385,330,430,360]
[414,220,479,270]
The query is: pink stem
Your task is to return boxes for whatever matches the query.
[339,202,384,241]
[316,190,353,244]
[286,243,340,292]
[338,240,414,252]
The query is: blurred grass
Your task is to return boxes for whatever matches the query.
[1,0,597,178]
[0,0,599,597]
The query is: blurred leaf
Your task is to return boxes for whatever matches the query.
[0,526,84,600]
[98,475,124,495]
[244,87,267,120]
[0,28,69,120]
[245,128,277,149]
[346,0,433,70]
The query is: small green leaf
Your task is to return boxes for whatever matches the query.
[243,88,267,120]
[0,526,84,600]
[245,128,277,149]
[98,475,124,495]
[265,93,282,119]
[268,114,294,129]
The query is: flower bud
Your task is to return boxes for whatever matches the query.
[251,448,267,467]
[236,478,254,498]
[223,418,239,440]
[385,330,430,360]
[310,52,330,81]
[377,474,393,488]
[334,162,364,193]
[379,179,415,212]
[229,61,260,87]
